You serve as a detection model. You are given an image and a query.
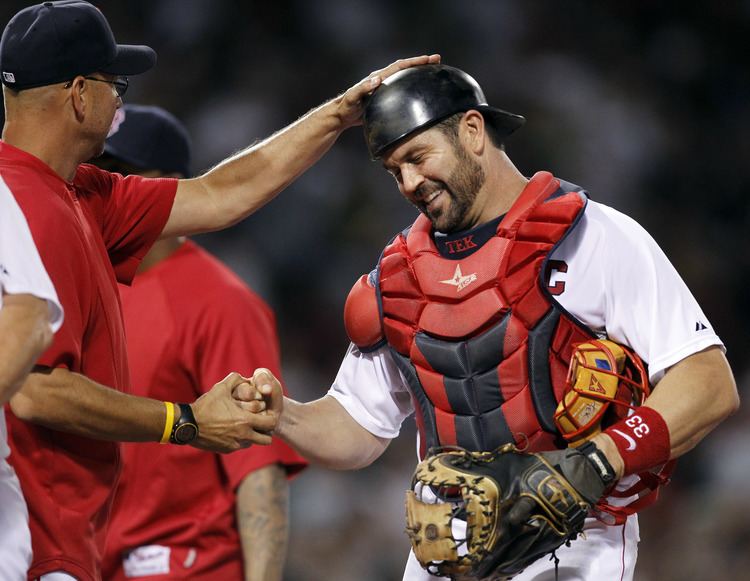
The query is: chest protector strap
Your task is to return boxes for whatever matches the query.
[377,172,595,458]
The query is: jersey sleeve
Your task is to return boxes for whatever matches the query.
[0,186,63,331]
[552,202,723,383]
[327,343,414,439]
[188,281,307,488]
[76,165,178,285]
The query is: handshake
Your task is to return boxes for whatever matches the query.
[182,368,284,454]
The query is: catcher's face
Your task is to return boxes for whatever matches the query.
[382,126,485,233]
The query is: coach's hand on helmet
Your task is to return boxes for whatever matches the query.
[336,54,441,129]
[189,372,279,453]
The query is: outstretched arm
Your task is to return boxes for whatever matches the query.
[161,55,440,238]
[277,395,390,470]
[10,368,276,453]
[245,368,390,470]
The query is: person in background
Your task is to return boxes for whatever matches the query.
[94,104,306,581]
[1,183,63,579]
[0,0,436,578]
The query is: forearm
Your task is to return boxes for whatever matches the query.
[640,347,738,457]
[163,54,441,237]
[236,464,289,581]
[10,367,167,442]
[164,98,345,237]
[276,395,388,470]
[593,346,739,478]
[0,295,53,404]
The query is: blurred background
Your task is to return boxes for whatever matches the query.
[2,1,749,579]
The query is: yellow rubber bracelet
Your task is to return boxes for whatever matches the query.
[160,402,175,444]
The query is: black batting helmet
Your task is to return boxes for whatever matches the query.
[362,64,525,159]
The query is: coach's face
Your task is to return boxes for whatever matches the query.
[381,122,486,234]
[92,74,123,147]
[74,73,123,159]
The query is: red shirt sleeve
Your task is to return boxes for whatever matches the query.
[185,265,307,488]
[75,164,178,284]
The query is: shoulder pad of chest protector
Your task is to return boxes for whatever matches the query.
[344,272,385,352]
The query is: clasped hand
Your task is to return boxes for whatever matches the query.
[189,370,282,453]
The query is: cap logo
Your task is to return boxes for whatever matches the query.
[108,108,126,137]
[2,72,16,83]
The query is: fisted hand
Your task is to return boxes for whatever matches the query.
[337,54,441,129]
[189,371,280,453]
[235,367,284,417]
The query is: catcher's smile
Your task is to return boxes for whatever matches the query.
[424,188,447,212]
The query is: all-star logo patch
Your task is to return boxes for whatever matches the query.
[439,264,478,292]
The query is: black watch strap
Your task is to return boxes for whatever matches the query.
[578,440,617,486]
[169,403,199,445]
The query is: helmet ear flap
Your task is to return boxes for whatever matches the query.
[554,340,650,446]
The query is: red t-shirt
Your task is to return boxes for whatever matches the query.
[102,241,307,580]
[0,140,177,581]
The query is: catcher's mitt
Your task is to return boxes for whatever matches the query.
[405,442,615,580]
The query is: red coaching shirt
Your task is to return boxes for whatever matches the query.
[0,140,177,581]
[103,241,306,581]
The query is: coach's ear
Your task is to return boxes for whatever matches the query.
[64,76,88,123]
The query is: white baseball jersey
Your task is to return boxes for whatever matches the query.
[327,199,723,581]
[1,176,63,581]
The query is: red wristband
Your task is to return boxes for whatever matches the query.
[604,407,671,476]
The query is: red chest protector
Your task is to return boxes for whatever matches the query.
[376,172,595,458]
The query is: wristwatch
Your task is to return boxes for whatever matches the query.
[169,403,199,445]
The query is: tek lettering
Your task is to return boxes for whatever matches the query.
[444,235,477,254]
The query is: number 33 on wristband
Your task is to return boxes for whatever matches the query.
[625,415,650,438]
[605,407,670,475]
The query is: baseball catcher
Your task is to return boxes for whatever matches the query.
[404,340,651,580]
[252,62,736,581]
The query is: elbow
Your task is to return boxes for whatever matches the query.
[723,385,741,419]
[8,372,46,422]
[345,436,389,470]
[38,322,54,355]
[346,452,381,471]
[712,376,740,426]
[9,388,36,421]
[317,438,388,471]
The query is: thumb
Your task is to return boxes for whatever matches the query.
[253,369,282,408]
[265,382,283,414]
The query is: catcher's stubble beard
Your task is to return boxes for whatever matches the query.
[414,141,486,234]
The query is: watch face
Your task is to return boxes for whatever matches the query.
[174,423,198,444]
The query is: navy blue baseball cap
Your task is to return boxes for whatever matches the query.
[0,0,156,90]
[104,104,192,178]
